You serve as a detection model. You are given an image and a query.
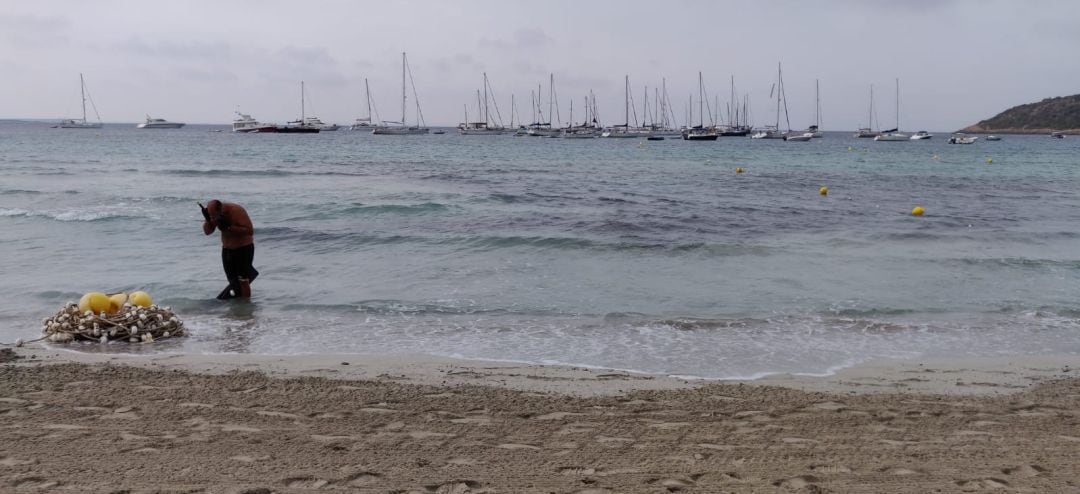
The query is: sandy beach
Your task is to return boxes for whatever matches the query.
[2,347,1078,493]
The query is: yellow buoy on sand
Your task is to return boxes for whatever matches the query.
[819,186,828,196]
[78,292,111,314]
[108,293,128,313]
[912,206,925,216]
[130,291,153,308]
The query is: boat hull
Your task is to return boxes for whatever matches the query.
[874,133,909,141]
[275,126,319,133]
[372,127,429,135]
[137,123,185,129]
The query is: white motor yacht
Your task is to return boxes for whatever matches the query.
[231,112,277,133]
[910,130,932,140]
[985,135,1002,141]
[137,115,185,129]
[783,132,813,142]
[947,133,978,144]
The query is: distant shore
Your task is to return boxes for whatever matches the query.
[956,126,1079,135]
[2,347,1078,492]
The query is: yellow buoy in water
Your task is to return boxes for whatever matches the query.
[736,167,744,174]
[848,146,853,151]
[819,186,828,196]
[986,156,993,164]
[912,206,925,216]
[129,291,153,308]
[79,292,111,314]
[932,154,940,160]
[107,293,128,313]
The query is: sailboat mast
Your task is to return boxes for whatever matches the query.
[301,81,306,121]
[868,84,874,130]
[80,73,87,122]
[401,52,407,126]
[895,78,900,131]
[815,79,821,128]
[483,72,489,125]
[365,78,372,121]
[624,76,629,127]
[698,72,703,128]
[548,74,553,128]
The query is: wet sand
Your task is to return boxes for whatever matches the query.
[1,347,1079,493]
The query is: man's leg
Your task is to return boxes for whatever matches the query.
[218,248,240,300]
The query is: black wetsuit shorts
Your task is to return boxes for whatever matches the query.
[221,244,259,283]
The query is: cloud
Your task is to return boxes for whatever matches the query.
[116,37,233,60]
[513,28,553,47]
[0,14,70,48]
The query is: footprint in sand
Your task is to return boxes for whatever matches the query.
[230,455,271,463]
[533,411,585,420]
[11,477,60,490]
[649,477,695,492]
[0,457,37,467]
[445,457,481,466]
[221,424,261,433]
[256,410,300,419]
[1002,465,1046,478]
[496,443,540,450]
[559,467,597,476]
[956,478,1010,490]
[449,416,493,426]
[41,424,87,430]
[809,464,852,474]
[880,467,924,476]
[179,402,216,409]
[341,471,382,486]
[431,480,482,494]
[281,476,330,489]
[773,475,820,491]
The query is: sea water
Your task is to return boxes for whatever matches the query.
[2,121,1079,378]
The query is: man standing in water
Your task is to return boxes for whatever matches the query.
[200,200,258,299]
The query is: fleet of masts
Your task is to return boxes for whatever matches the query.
[59,55,946,141]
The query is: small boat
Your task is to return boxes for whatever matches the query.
[303,117,338,131]
[985,135,1001,141]
[232,112,277,133]
[647,135,664,141]
[947,133,978,144]
[432,130,446,135]
[137,115,185,129]
[682,126,719,141]
[751,127,784,139]
[1051,131,1065,139]
[783,132,813,142]
[59,74,103,129]
[910,130,932,140]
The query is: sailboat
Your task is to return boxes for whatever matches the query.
[807,79,824,138]
[459,73,505,135]
[277,81,320,133]
[350,78,381,130]
[373,52,429,135]
[58,74,102,129]
[720,76,751,136]
[854,85,879,138]
[682,72,719,140]
[751,64,788,140]
[527,74,562,137]
[602,76,642,138]
[565,92,601,138]
[874,78,908,141]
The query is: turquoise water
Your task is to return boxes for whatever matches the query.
[2,121,1079,378]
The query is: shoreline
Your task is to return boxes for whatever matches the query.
[2,347,1079,492]
[4,343,1075,395]
[5,345,1077,396]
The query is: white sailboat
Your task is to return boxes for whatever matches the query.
[59,73,102,129]
[527,74,562,137]
[875,78,908,141]
[373,52,429,135]
[602,76,644,138]
[807,79,824,138]
[459,73,505,135]
[751,63,791,140]
[681,72,719,140]
[854,84,879,138]
[350,78,381,130]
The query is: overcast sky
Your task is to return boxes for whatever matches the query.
[2,0,1078,130]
